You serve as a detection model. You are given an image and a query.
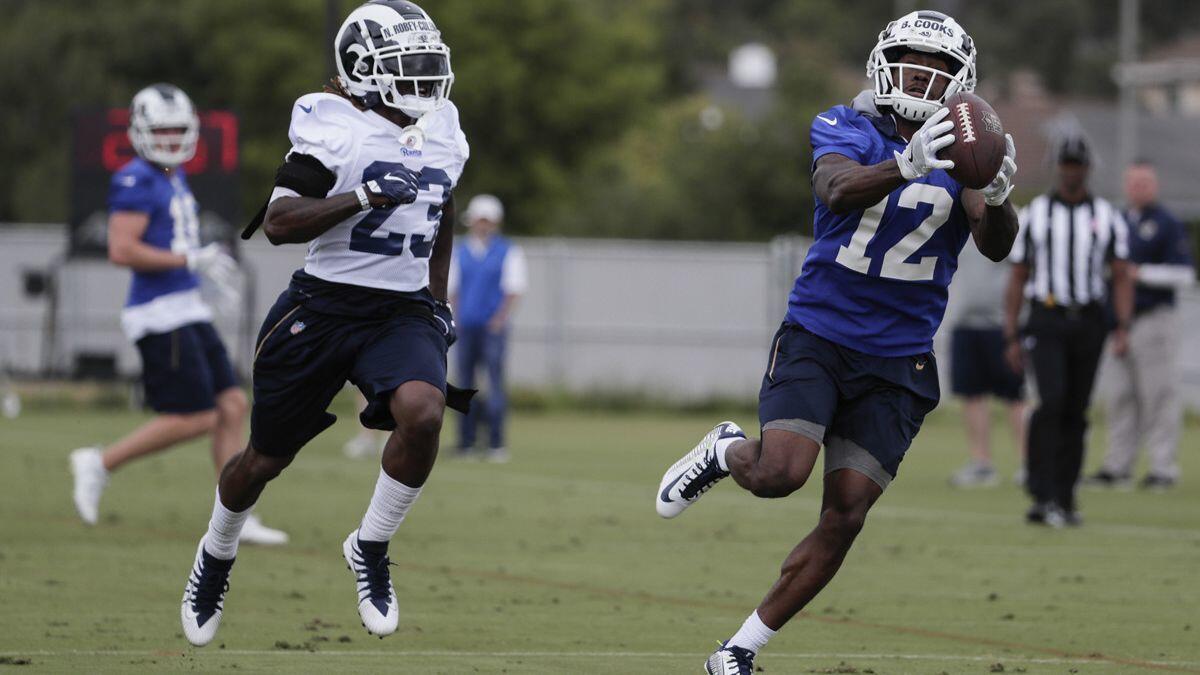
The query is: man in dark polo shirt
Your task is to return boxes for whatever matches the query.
[1088,160,1195,490]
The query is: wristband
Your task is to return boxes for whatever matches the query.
[354,185,372,212]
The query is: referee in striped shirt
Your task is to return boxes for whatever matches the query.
[1002,136,1135,527]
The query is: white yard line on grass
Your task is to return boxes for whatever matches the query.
[427,463,1200,541]
[1,649,1198,668]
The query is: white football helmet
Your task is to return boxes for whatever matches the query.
[867,10,977,122]
[334,0,453,118]
[128,84,200,167]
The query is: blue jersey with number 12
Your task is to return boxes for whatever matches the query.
[788,104,971,357]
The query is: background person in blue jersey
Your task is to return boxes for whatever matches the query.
[449,194,527,463]
[68,84,287,546]
[653,11,1019,674]
[1089,160,1195,490]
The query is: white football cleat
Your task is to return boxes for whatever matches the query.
[238,513,289,546]
[180,537,235,647]
[656,421,744,519]
[705,642,757,674]
[69,447,108,525]
[343,530,399,637]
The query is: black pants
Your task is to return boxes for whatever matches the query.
[1025,304,1107,511]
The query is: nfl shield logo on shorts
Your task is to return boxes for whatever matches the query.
[290,320,306,335]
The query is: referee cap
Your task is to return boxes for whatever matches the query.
[1056,135,1091,165]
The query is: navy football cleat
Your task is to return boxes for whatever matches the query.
[656,421,744,519]
[180,537,235,646]
[343,530,399,636]
[705,641,757,674]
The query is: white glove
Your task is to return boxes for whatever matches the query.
[894,106,956,180]
[186,243,236,278]
[982,133,1017,207]
[186,243,241,311]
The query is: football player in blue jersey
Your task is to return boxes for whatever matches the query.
[69,84,288,546]
[654,11,1019,673]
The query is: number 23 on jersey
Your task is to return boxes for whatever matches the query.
[349,161,452,257]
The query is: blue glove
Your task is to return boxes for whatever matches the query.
[362,167,420,208]
[433,300,456,347]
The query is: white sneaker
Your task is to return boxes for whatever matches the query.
[485,447,511,464]
[239,513,289,546]
[948,461,999,488]
[343,529,399,637]
[705,642,756,674]
[180,537,235,647]
[69,447,108,525]
[655,421,744,519]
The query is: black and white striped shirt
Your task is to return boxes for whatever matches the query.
[1010,194,1130,307]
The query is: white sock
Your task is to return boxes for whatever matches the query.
[204,487,250,560]
[727,610,777,655]
[714,437,739,472]
[358,469,422,543]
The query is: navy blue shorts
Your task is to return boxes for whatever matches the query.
[950,327,1023,401]
[758,322,940,489]
[249,288,448,457]
[136,322,237,414]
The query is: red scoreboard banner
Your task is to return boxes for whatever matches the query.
[70,108,241,257]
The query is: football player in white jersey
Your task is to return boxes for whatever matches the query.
[179,0,469,646]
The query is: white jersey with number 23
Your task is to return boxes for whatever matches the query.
[278,92,469,293]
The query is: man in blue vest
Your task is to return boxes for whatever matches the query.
[449,194,527,462]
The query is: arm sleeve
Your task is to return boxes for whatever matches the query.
[501,245,529,295]
[810,107,874,167]
[108,171,155,213]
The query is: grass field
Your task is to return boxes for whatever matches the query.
[2,395,1198,674]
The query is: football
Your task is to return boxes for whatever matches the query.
[940,91,1006,190]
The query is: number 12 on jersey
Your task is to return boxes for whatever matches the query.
[834,183,953,282]
[349,161,452,257]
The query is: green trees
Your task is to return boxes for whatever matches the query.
[3,1,1195,239]
[0,0,667,234]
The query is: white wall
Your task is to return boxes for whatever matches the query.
[1,226,1197,410]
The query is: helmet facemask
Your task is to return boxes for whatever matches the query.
[868,12,977,122]
[128,85,199,167]
[365,44,454,115]
[336,3,454,119]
